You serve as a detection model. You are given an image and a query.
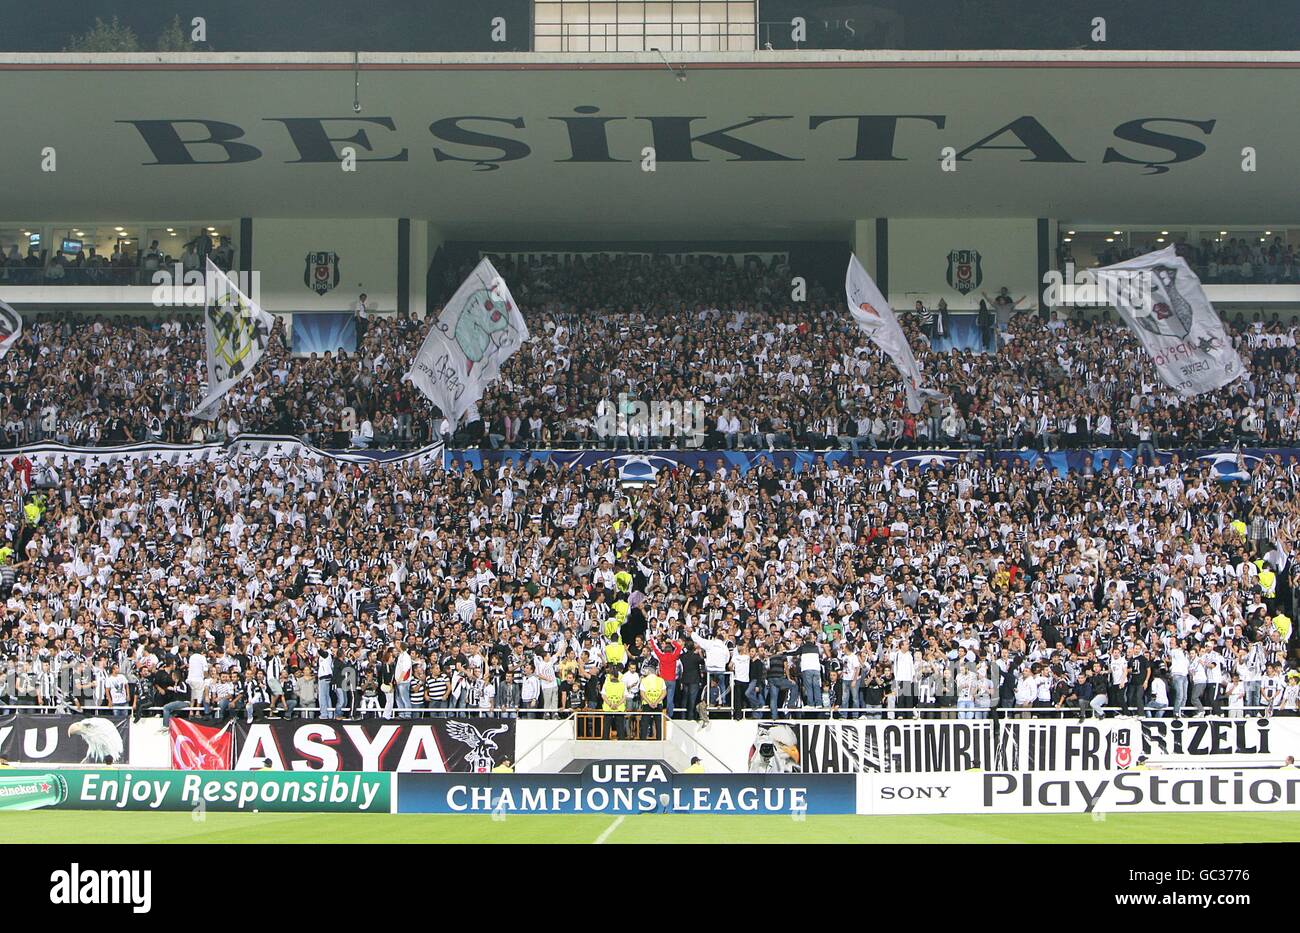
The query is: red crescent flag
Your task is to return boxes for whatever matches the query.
[170,718,234,770]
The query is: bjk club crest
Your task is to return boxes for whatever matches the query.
[946,249,982,295]
[1113,727,1133,769]
[305,251,340,295]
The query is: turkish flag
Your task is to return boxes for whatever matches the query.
[10,455,31,493]
[170,719,234,771]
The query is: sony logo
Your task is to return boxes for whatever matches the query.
[880,784,951,799]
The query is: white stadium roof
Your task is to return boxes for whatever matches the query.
[1,50,1297,238]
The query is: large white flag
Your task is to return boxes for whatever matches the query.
[845,253,932,413]
[1093,246,1246,397]
[406,258,529,426]
[0,300,22,359]
[188,259,276,419]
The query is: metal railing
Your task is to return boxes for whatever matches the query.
[0,702,1286,721]
[0,265,166,287]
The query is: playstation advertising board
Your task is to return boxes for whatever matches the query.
[859,769,1300,815]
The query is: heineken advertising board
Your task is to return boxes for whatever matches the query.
[0,770,393,813]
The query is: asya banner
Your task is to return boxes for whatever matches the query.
[182,716,517,772]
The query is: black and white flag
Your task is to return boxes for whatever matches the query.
[1093,246,1246,397]
[406,258,528,427]
[845,254,938,413]
[188,259,276,419]
[0,299,22,359]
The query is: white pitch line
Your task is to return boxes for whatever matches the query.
[594,815,625,845]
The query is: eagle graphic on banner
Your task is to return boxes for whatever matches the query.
[445,720,510,772]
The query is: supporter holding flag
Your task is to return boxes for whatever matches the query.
[845,254,939,413]
[406,257,528,428]
[188,259,276,419]
[0,299,21,359]
[1092,245,1246,397]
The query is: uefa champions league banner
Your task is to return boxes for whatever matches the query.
[171,716,516,773]
[744,718,1294,775]
[859,770,1300,815]
[2,433,444,471]
[398,764,857,814]
[449,446,1297,481]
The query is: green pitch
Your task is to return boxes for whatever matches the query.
[4,811,1300,844]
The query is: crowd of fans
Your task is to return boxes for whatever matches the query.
[2,250,1300,453]
[0,441,1296,722]
[1079,235,1300,285]
[0,234,234,287]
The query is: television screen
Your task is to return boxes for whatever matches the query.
[60,238,82,254]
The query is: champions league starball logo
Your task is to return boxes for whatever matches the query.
[1197,451,1261,482]
[889,453,961,471]
[596,454,689,483]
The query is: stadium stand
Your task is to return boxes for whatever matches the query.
[2,406,1297,721]
[3,250,1300,451]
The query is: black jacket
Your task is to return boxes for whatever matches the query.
[679,652,705,686]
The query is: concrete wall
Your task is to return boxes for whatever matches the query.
[253,218,399,313]
[887,217,1040,312]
